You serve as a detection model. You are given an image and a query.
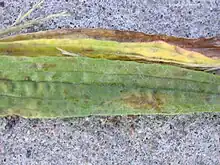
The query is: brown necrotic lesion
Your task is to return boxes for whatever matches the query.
[121,91,166,110]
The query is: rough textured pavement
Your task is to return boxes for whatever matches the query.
[0,0,220,164]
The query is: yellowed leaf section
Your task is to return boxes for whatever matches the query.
[0,38,219,70]
[119,41,216,64]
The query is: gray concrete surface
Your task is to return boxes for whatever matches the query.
[0,0,220,164]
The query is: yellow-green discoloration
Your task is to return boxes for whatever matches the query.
[121,92,166,110]
[0,39,219,71]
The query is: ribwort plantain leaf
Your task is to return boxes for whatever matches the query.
[0,29,219,118]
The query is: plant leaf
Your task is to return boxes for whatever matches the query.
[0,30,219,71]
[0,55,219,118]
[0,29,219,118]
